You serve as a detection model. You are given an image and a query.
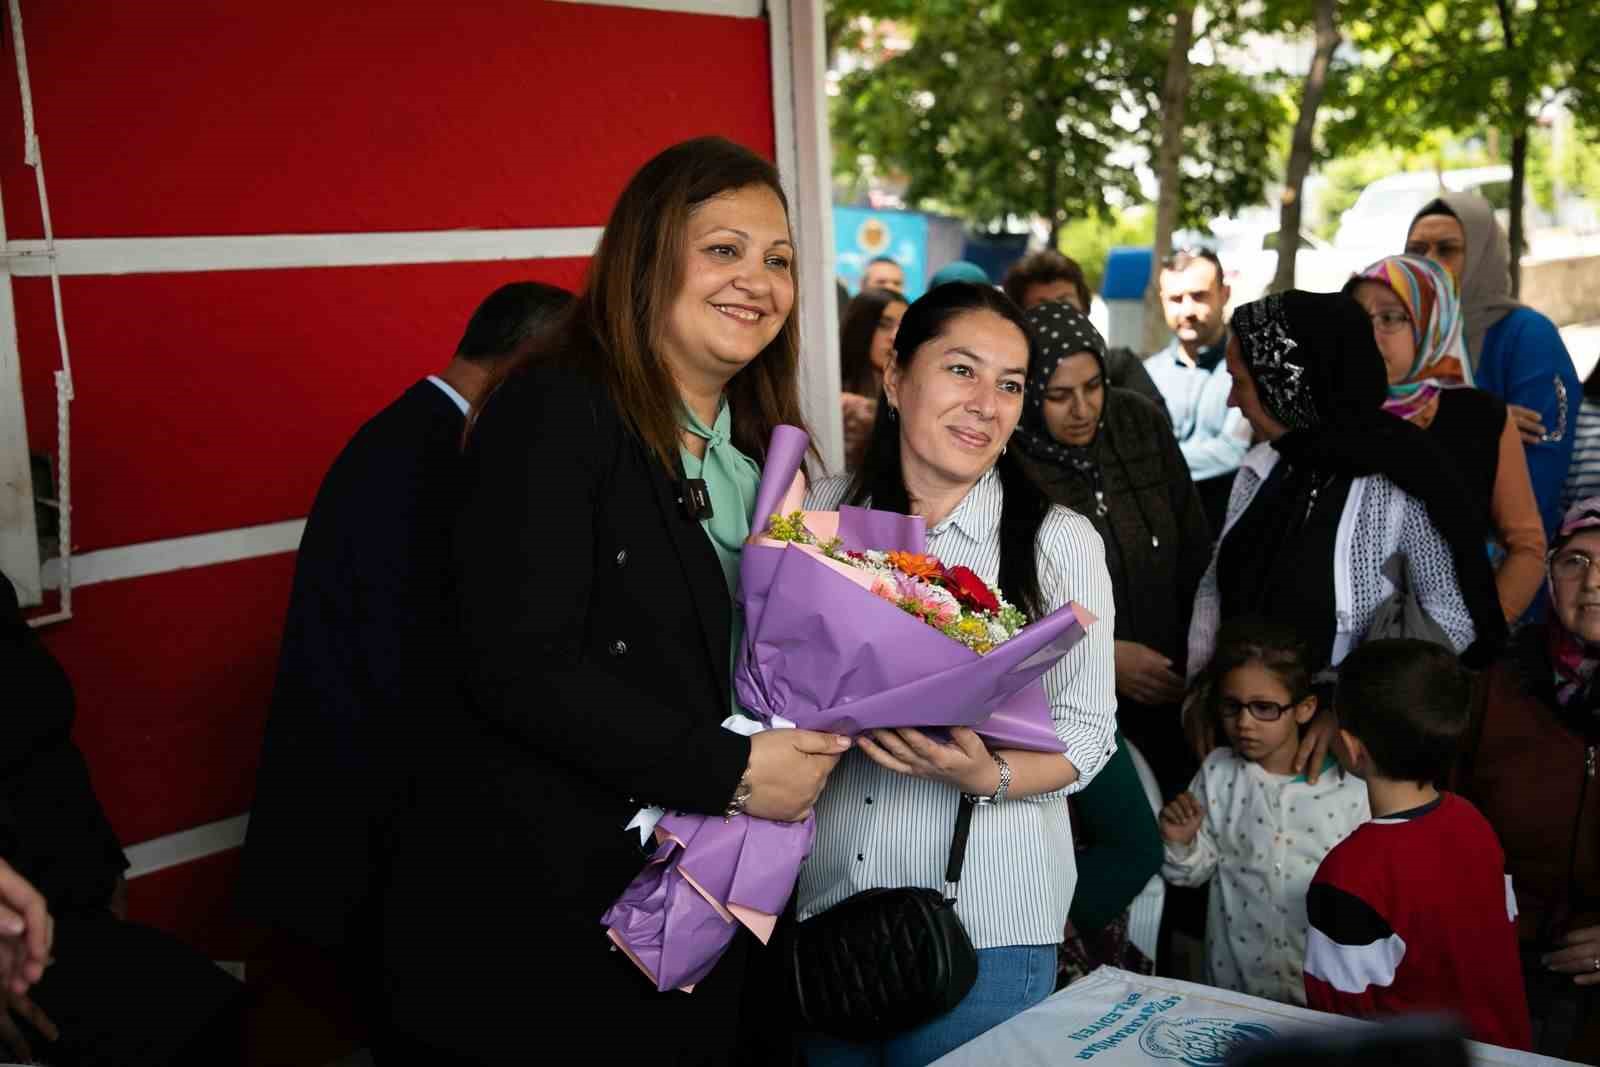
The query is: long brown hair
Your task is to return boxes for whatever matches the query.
[847,282,1050,621]
[838,287,906,396]
[475,136,810,470]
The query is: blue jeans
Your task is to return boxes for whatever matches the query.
[801,944,1058,1067]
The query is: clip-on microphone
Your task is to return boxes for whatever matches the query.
[679,477,714,521]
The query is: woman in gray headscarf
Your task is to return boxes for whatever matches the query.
[1406,192,1580,539]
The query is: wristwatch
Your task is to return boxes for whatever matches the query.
[967,752,1011,806]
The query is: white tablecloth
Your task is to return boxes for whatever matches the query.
[931,967,1577,1067]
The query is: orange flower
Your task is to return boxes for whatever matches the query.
[885,551,943,580]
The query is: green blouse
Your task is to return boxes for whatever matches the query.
[680,401,761,687]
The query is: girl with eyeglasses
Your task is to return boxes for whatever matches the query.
[1159,618,1368,1006]
[1345,255,1546,622]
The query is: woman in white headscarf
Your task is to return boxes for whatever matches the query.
[1406,192,1580,541]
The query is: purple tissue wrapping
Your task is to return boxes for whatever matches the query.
[736,544,1087,751]
[739,425,1095,753]
[601,812,815,993]
[602,425,1098,993]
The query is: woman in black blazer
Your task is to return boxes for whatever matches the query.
[379,139,848,1064]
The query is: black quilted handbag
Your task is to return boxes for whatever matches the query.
[784,797,978,1041]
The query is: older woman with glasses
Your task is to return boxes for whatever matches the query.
[1346,255,1546,621]
[1455,497,1600,1061]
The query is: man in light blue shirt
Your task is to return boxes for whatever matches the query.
[1145,248,1251,532]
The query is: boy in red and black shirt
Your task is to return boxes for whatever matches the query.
[1304,639,1530,1051]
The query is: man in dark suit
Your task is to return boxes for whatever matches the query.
[237,281,571,1061]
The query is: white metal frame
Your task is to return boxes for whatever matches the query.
[0,0,40,605]
[0,212,37,605]
[769,0,843,473]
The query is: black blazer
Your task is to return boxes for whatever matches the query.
[382,365,752,1062]
[239,380,466,954]
[1,574,128,915]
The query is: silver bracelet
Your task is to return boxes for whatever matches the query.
[967,752,1011,805]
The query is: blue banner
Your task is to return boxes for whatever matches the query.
[834,206,928,300]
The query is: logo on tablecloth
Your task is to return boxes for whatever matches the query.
[1138,1016,1277,1066]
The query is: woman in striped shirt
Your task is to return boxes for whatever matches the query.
[797,282,1119,1067]
[1561,360,1600,517]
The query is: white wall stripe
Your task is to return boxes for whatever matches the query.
[552,0,761,17]
[41,518,304,590]
[0,226,604,278]
[124,814,249,879]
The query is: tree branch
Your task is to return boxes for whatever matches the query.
[1271,0,1339,294]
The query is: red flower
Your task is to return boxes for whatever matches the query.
[944,565,1000,614]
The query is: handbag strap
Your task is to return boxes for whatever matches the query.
[942,798,976,900]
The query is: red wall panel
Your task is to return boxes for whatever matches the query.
[39,553,295,846]
[124,849,262,962]
[16,257,587,552]
[8,0,779,953]
[0,1,775,240]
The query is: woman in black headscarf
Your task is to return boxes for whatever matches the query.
[1186,291,1506,776]
[1014,301,1212,795]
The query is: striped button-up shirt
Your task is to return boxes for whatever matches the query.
[796,467,1118,949]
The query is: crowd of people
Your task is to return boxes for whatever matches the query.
[1,134,1596,1066]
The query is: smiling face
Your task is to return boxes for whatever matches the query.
[1350,281,1417,385]
[884,309,1028,491]
[1041,351,1105,447]
[658,184,795,395]
[1224,333,1289,441]
[1217,661,1315,772]
[869,298,907,376]
[1552,530,1600,643]
[1405,214,1467,284]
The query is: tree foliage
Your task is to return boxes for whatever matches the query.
[830,1,1286,240]
[830,0,1600,284]
[1324,0,1600,285]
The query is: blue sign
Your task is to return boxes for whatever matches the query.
[1102,246,1153,301]
[834,206,928,300]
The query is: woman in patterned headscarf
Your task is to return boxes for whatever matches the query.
[1186,290,1506,779]
[1014,301,1211,796]
[1406,192,1579,539]
[1347,254,1545,621]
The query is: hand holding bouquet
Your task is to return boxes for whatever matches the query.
[602,426,1097,993]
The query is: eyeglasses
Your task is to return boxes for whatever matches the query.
[1218,697,1301,722]
[1369,309,1411,334]
[1550,550,1600,584]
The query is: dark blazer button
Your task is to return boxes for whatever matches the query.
[610,639,628,656]
[616,549,628,566]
